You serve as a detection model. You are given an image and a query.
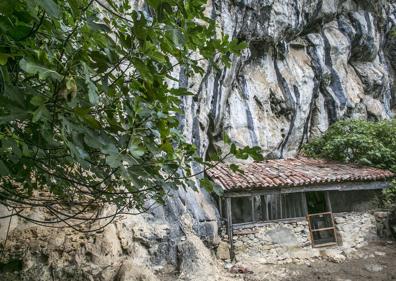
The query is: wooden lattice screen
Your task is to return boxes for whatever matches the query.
[307,212,337,247]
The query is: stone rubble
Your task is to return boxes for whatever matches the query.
[364,263,384,273]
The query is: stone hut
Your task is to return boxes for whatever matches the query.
[207,157,395,264]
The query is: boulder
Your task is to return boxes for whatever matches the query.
[115,260,157,281]
[216,241,230,260]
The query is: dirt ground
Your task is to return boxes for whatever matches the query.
[220,241,396,281]
[284,241,396,281]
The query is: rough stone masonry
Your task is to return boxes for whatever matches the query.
[216,211,392,266]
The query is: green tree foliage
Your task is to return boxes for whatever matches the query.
[0,0,259,229]
[303,119,396,206]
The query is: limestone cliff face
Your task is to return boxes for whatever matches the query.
[185,0,396,161]
[1,1,396,280]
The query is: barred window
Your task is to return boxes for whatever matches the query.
[282,193,306,219]
[229,192,307,224]
[231,196,253,224]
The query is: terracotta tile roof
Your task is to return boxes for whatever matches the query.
[206,157,395,192]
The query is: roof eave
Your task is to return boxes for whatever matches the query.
[220,179,393,197]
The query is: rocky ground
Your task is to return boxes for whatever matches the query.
[217,241,396,281]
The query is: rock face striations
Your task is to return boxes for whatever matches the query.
[184,0,395,161]
[1,1,395,280]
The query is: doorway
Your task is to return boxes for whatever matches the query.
[306,191,328,213]
[305,191,337,247]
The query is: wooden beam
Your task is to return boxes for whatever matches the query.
[226,197,234,260]
[292,194,297,218]
[281,181,391,194]
[232,217,307,230]
[223,181,392,197]
[302,192,308,216]
[224,192,254,198]
[251,196,255,222]
[279,194,283,219]
[265,195,269,221]
[325,191,332,212]
[218,197,223,218]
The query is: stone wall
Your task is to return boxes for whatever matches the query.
[218,211,390,265]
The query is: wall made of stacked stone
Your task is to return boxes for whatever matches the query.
[217,212,391,265]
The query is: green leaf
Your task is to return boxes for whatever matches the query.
[146,0,161,9]
[83,115,101,129]
[132,58,153,80]
[0,54,9,65]
[360,158,372,165]
[229,39,248,53]
[66,77,76,90]
[128,142,145,158]
[19,59,62,81]
[170,28,183,48]
[106,154,120,168]
[87,81,98,104]
[87,18,111,32]
[230,143,236,154]
[246,146,264,161]
[2,84,25,108]
[0,160,10,176]
[67,0,80,16]
[170,88,194,96]
[229,163,243,174]
[30,96,45,106]
[200,178,214,193]
[0,112,30,124]
[8,25,31,40]
[82,62,99,104]
[74,107,101,129]
[36,0,60,18]
[223,133,231,145]
[160,141,173,154]
[32,104,47,122]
